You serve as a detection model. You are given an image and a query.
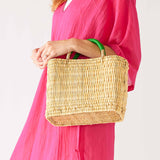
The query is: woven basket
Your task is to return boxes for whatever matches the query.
[45,38,129,126]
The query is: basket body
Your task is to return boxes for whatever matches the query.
[45,55,129,126]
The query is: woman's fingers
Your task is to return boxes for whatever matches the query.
[31,47,48,69]
[31,39,69,69]
[41,42,54,61]
[31,48,39,59]
[33,60,44,66]
[32,48,39,54]
[36,44,45,60]
[45,54,53,62]
[38,57,43,62]
[41,48,49,61]
[40,53,53,69]
[37,62,44,69]
[40,54,53,69]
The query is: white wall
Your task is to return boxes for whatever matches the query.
[0,0,159,160]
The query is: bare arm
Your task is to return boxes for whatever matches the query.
[69,38,117,58]
[34,38,117,69]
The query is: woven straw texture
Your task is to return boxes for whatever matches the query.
[45,54,129,126]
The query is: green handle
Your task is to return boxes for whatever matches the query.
[71,38,106,59]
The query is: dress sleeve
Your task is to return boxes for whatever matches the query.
[106,0,142,92]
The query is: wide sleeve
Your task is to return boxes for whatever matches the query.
[106,0,142,92]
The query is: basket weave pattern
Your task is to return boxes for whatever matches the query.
[45,55,129,126]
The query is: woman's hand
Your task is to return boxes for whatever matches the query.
[35,39,74,69]
[31,38,117,69]
[30,48,44,69]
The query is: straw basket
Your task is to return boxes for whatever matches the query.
[45,38,129,126]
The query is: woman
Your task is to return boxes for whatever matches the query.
[10,0,141,159]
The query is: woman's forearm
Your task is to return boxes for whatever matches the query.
[69,38,117,58]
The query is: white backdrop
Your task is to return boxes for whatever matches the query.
[0,0,160,159]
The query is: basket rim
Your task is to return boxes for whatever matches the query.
[47,55,129,66]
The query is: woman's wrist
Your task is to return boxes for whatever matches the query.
[67,38,77,53]
[68,38,117,57]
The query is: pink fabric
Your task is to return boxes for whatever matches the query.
[52,0,141,92]
[10,0,141,159]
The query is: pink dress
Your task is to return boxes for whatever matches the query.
[10,0,141,159]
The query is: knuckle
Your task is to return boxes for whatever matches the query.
[52,50,56,57]
[32,48,36,53]
[46,41,52,47]
[46,41,50,45]
[50,50,54,54]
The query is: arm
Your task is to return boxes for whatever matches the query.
[37,38,117,69]
[69,38,117,58]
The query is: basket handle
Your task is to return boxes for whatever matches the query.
[66,38,107,60]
